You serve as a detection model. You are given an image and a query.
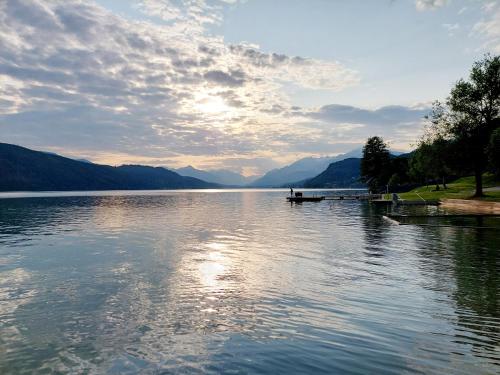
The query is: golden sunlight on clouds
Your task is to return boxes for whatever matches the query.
[193,93,233,116]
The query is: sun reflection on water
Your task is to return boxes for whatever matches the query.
[199,252,225,290]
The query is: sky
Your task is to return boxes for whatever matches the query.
[0,0,499,176]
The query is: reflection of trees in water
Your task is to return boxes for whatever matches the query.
[417,225,500,363]
[359,202,390,260]
[359,203,499,365]
[452,229,499,314]
[450,229,499,358]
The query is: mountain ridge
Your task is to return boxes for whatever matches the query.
[249,148,364,187]
[302,158,364,188]
[175,165,256,186]
[0,143,218,191]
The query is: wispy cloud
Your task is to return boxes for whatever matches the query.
[415,0,448,11]
[442,22,459,36]
[472,2,500,53]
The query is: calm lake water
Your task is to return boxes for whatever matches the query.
[0,189,499,374]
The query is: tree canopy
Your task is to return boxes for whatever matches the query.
[409,55,499,196]
[354,55,499,196]
[360,136,391,193]
[444,54,500,196]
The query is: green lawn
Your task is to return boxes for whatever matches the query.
[393,174,500,202]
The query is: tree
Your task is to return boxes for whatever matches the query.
[360,136,391,192]
[446,54,500,196]
[388,173,401,189]
[409,138,453,190]
[409,142,434,186]
[489,126,500,178]
[390,154,410,185]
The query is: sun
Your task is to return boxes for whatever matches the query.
[194,94,231,115]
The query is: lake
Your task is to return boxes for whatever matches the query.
[0,189,499,374]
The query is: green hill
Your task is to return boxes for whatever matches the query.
[303,158,364,188]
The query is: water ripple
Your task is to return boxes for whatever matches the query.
[0,190,498,374]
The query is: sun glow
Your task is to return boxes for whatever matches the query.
[194,94,232,115]
[198,243,229,291]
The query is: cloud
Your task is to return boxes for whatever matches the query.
[308,104,429,126]
[229,44,359,90]
[472,2,500,53]
[442,23,459,36]
[0,0,423,175]
[203,69,247,87]
[302,103,430,150]
[415,0,448,11]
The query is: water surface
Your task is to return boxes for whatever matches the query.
[0,190,499,374]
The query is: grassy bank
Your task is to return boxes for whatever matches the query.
[391,175,500,202]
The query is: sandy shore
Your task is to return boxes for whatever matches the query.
[441,199,500,214]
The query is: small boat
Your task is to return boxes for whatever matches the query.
[287,196,325,202]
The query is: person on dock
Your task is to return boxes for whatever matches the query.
[290,187,294,197]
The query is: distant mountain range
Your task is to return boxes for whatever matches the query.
[300,151,409,189]
[175,165,256,186]
[0,143,217,191]
[303,158,364,188]
[0,142,409,192]
[248,148,364,187]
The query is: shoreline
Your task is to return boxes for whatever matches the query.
[440,199,500,214]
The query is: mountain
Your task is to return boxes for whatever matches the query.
[207,169,257,186]
[303,158,364,188]
[0,143,217,191]
[175,165,256,186]
[249,148,363,187]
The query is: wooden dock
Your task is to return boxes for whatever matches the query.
[387,213,500,219]
[384,213,500,230]
[371,199,393,205]
[287,193,381,202]
[324,194,381,201]
[395,200,440,206]
[372,193,439,206]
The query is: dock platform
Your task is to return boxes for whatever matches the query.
[287,196,325,202]
[324,194,380,201]
[286,193,381,203]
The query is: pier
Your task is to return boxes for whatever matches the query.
[287,193,381,203]
[324,194,381,201]
[383,213,500,230]
[286,192,441,206]
[372,193,440,206]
